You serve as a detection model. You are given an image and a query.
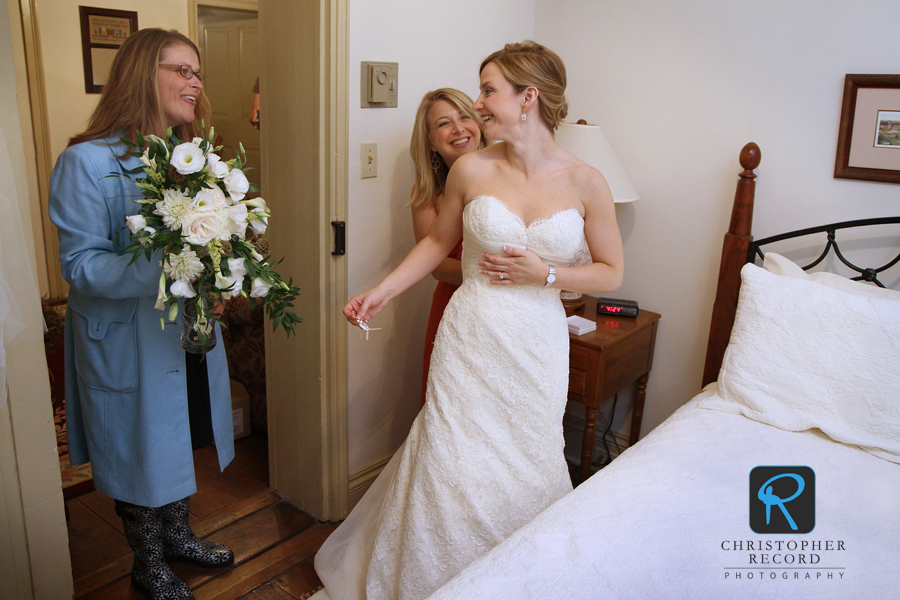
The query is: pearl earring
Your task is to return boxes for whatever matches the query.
[521,112,527,121]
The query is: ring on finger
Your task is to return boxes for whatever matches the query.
[499,272,505,280]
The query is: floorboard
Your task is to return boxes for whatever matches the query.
[67,431,329,600]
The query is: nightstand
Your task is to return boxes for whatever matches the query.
[568,296,660,484]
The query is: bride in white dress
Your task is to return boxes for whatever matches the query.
[316,41,624,600]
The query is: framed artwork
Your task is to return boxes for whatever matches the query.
[79,6,138,94]
[834,74,900,184]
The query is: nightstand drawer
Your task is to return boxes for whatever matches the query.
[568,371,587,398]
[569,345,591,373]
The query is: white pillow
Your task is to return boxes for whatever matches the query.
[697,261,900,462]
[763,252,900,300]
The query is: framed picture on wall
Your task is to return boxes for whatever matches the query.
[79,6,138,94]
[834,74,900,184]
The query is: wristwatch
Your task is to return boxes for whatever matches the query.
[543,265,556,288]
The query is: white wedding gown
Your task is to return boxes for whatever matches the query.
[314,195,585,600]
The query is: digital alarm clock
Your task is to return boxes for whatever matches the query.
[596,297,639,318]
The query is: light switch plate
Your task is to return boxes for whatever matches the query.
[360,62,398,108]
[361,142,377,178]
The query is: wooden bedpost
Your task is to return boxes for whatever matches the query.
[701,142,761,388]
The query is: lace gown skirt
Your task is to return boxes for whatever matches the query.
[314,196,584,600]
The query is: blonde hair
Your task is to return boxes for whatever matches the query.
[69,28,211,147]
[408,88,485,208]
[480,40,568,132]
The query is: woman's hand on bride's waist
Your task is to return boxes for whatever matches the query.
[476,245,552,287]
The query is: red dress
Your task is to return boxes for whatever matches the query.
[421,238,463,406]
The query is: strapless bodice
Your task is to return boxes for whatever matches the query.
[461,195,585,281]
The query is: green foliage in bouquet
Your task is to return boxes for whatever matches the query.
[114,127,301,350]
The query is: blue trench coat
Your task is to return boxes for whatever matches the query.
[49,135,234,507]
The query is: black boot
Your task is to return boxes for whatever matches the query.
[115,501,194,600]
[160,497,234,568]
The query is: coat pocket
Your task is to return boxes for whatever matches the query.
[68,295,139,392]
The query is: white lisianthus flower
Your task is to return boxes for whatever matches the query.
[194,185,229,209]
[215,272,239,298]
[227,257,248,278]
[163,245,204,283]
[181,203,224,246]
[126,214,147,234]
[250,277,272,298]
[155,188,194,230]
[169,279,197,298]
[205,153,230,179]
[223,168,250,202]
[249,208,268,235]
[215,259,247,298]
[171,142,206,174]
[225,203,249,239]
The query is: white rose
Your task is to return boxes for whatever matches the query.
[126,214,147,234]
[171,142,206,175]
[169,279,197,298]
[223,168,250,202]
[249,208,268,235]
[250,277,272,298]
[181,204,223,246]
[225,203,249,238]
[194,185,228,209]
[205,153,230,179]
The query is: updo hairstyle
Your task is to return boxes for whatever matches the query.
[479,40,568,131]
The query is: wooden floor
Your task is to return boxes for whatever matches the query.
[66,432,335,599]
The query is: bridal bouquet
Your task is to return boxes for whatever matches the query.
[116,128,301,352]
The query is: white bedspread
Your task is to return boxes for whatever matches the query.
[427,387,900,600]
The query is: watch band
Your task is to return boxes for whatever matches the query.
[543,265,556,288]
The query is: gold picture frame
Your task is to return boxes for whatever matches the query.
[79,6,138,94]
[834,74,900,184]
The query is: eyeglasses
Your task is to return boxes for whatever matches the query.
[159,64,205,85]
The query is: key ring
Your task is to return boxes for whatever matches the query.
[356,317,382,341]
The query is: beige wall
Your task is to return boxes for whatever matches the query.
[35,0,189,159]
[535,0,900,436]
[345,0,537,474]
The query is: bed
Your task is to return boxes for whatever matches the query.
[426,143,900,600]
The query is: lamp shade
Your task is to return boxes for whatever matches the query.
[555,121,639,203]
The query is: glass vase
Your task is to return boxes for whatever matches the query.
[180,296,217,354]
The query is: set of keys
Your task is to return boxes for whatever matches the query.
[355,318,381,341]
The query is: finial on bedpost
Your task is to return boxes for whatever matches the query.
[739,142,761,175]
[702,143,762,388]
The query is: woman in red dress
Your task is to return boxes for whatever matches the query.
[408,89,486,406]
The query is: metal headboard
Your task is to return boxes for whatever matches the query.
[749,216,900,288]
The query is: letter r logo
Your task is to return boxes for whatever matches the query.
[749,466,815,534]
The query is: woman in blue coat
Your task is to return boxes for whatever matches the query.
[49,29,235,600]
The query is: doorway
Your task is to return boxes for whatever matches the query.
[6,0,349,595]
[197,6,261,181]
